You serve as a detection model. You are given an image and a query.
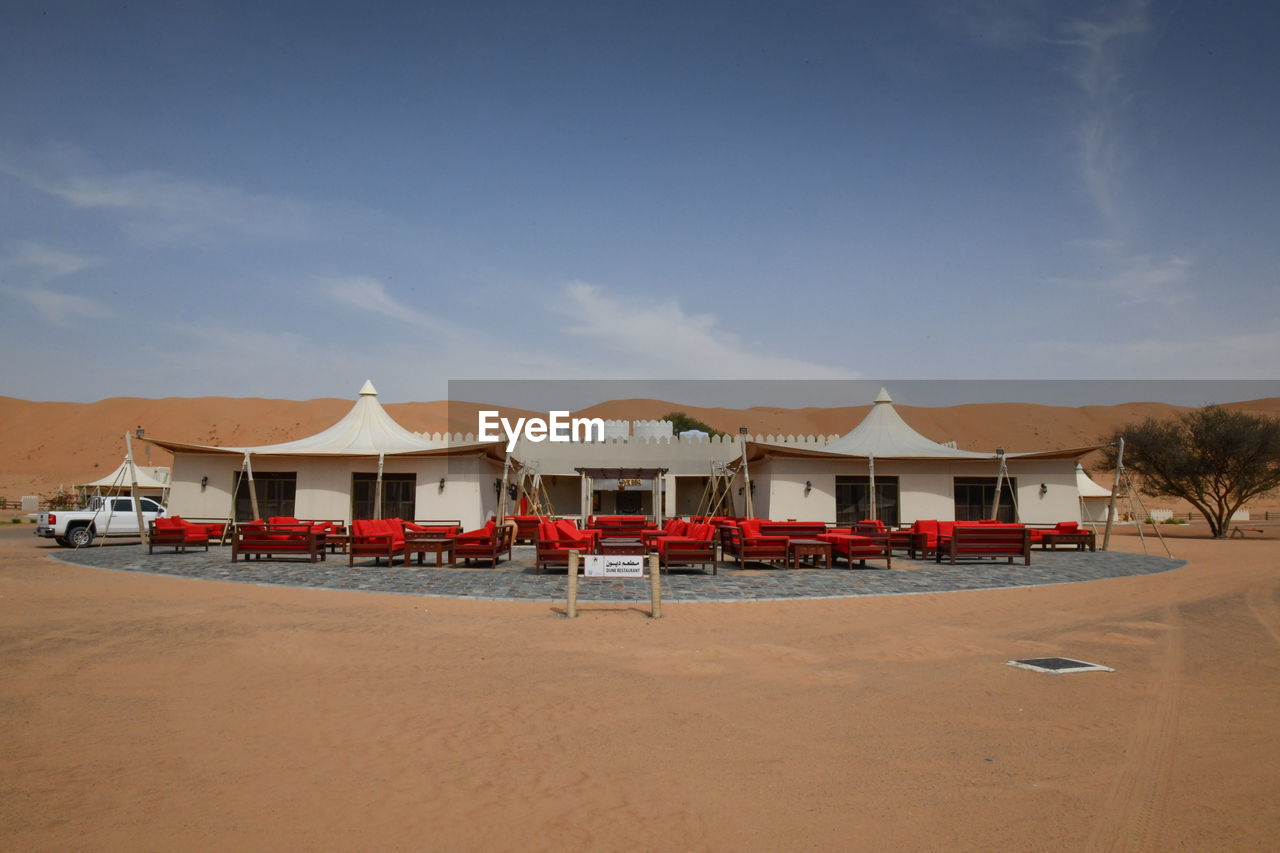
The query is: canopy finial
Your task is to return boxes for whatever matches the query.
[359,380,378,397]
[874,387,893,404]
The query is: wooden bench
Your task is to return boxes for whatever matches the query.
[232,525,325,563]
[937,526,1030,565]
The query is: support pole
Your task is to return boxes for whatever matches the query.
[649,552,662,619]
[244,452,260,520]
[1103,437,1123,552]
[566,550,579,618]
[741,436,754,519]
[991,449,1005,520]
[497,456,512,521]
[868,455,877,522]
[125,433,147,544]
[374,453,385,520]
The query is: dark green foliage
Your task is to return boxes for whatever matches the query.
[664,411,724,437]
[1103,407,1280,538]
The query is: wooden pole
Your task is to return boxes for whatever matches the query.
[741,436,754,519]
[990,449,1005,520]
[1103,438,1123,552]
[566,550,579,618]
[868,454,876,522]
[244,452,260,520]
[125,432,147,544]
[648,552,661,619]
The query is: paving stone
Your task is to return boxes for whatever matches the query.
[46,543,1186,603]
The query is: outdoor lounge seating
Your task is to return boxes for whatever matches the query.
[505,514,544,545]
[454,519,513,566]
[405,520,461,537]
[232,522,325,563]
[818,529,892,569]
[534,519,598,573]
[758,520,829,538]
[1031,521,1096,551]
[348,519,406,566]
[149,516,210,553]
[589,515,653,539]
[655,521,716,574]
[725,519,790,569]
[937,524,1030,565]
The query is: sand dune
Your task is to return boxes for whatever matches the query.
[2,393,1278,508]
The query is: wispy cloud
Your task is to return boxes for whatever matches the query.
[6,158,312,246]
[0,283,109,325]
[321,275,444,332]
[1046,329,1280,378]
[8,241,96,278]
[555,282,855,379]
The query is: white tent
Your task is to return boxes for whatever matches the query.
[1076,463,1115,523]
[80,462,171,495]
[818,388,994,460]
[149,381,506,527]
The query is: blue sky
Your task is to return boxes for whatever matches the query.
[2,0,1277,403]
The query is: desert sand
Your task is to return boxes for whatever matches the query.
[2,526,1278,851]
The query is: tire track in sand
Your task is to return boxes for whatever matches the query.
[1246,585,1280,647]
[1085,602,1183,853]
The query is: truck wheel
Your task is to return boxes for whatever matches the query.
[67,525,94,547]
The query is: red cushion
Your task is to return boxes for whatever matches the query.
[1055,521,1081,533]
[740,519,761,539]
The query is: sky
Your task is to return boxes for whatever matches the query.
[2,0,1278,404]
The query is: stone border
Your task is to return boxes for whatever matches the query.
[47,544,1186,603]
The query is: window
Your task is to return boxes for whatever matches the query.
[111,498,132,512]
[235,472,297,521]
[140,498,162,513]
[835,476,899,527]
[953,477,1018,522]
[352,474,416,520]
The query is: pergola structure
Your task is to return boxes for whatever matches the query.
[573,467,669,526]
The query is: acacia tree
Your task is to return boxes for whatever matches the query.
[1102,406,1280,538]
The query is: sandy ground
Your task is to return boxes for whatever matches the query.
[2,526,1278,851]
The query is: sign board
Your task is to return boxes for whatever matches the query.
[584,554,645,577]
[617,478,643,487]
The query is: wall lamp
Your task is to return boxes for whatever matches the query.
[493,479,502,496]
[200,475,208,490]
[804,480,813,495]
[439,477,446,491]
[1040,483,1048,496]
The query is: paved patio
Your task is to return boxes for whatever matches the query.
[48,543,1186,603]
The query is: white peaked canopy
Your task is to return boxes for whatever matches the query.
[1076,463,1112,498]
[221,380,448,456]
[146,381,474,457]
[817,388,993,460]
[81,462,171,490]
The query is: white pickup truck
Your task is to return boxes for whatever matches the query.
[36,496,167,547]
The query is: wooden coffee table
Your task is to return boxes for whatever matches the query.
[789,538,832,570]
[404,536,455,567]
[599,537,646,556]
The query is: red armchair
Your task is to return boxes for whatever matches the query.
[656,521,717,574]
[454,520,513,566]
[149,516,210,553]
[349,519,406,566]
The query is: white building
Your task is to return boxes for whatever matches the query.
[151,384,1099,529]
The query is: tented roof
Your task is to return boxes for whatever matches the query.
[1076,464,1114,498]
[797,388,992,460]
[749,388,1104,462]
[145,381,501,459]
[81,462,171,490]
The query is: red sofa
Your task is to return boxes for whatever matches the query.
[655,521,717,574]
[149,516,210,553]
[454,519,513,566]
[818,530,891,569]
[724,519,790,569]
[347,519,407,566]
[535,519,598,573]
